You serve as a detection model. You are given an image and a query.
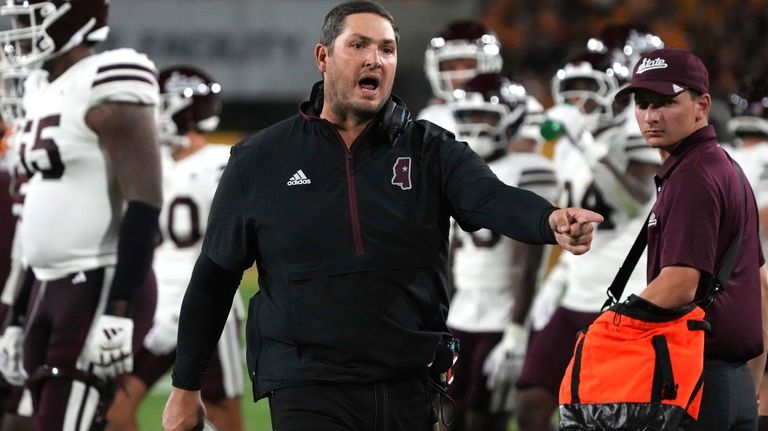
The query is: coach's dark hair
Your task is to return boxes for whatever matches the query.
[320,1,399,52]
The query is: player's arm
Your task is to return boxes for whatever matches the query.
[86,102,162,316]
[595,157,658,206]
[482,240,546,389]
[510,241,546,325]
[759,207,768,242]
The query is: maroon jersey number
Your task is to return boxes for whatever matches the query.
[19,114,65,180]
[166,196,202,248]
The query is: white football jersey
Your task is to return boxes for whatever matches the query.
[417,103,457,133]
[17,49,159,280]
[730,140,768,253]
[517,96,545,144]
[154,144,231,313]
[553,121,658,312]
[448,152,559,332]
[731,141,768,210]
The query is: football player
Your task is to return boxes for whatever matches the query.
[0,68,36,429]
[0,1,162,430]
[445,73,558,431]
[728,75,768,250]
[727,74,768,428]
[586,23,665,84]
[0,121,12,317]
[0,119,14,332]
[516,46,661,431]
[418,20,503,129]
[106,66,245,431]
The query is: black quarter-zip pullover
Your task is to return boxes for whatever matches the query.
[173,93,557,399]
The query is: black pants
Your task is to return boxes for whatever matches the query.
[268,379,436,431]
[692,359,757,431]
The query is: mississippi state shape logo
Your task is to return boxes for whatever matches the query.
[391,157,412,190]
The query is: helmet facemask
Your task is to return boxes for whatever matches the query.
[0,0,108,73]
[0,67,30,123]
[552,62,619,133]
[450,78,527,159]
[426,41,502,101]
[424,21,502,101]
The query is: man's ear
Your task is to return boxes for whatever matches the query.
[695,93,712,122]
[315,44,328,74]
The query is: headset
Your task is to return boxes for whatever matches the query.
[308,80,411,145]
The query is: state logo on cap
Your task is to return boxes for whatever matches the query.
[615,48,709,99]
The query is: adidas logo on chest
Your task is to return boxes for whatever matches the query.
[287,169,311,186]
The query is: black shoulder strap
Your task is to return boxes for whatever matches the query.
[602,155,748,310]
[700,156,747,308]
[602,213,650,310]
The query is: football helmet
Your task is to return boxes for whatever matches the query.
[158,65,222,148]
[551,51,620,133]
[449,72,527,159]
[728,74,768,138]
[0,0,109,71]
[424,20,502,101]
[587,23,664,83]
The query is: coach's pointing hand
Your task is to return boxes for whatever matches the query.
[549,208,604,255]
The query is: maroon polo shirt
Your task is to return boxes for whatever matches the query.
[648,125,765,361]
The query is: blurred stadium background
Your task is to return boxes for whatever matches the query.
[109,0,768,143]
[114,0,767,428]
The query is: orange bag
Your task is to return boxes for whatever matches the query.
[559,157,747,430]
[558,295,709,430]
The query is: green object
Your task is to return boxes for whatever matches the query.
[540,119,565,141]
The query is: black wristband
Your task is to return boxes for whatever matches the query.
[108,200,160,309]
[9,267,35,327]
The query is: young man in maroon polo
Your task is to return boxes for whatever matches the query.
[616,48,768,430]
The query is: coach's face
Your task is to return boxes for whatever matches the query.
[316,13,398,122]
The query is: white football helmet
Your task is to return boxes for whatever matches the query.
[551,51,620,133]
[0,0,109,71]
[424,20,502,102]
[586,23,664,84]
[158,65,221,149]
[449,72,527,159]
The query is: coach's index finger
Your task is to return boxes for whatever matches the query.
[549,208,604,233]
[569,208,604,225]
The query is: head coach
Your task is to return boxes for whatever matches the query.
[161,2,603,430]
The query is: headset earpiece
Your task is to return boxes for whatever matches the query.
[377,96,411,145]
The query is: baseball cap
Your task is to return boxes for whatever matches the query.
[615,48,709,99]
